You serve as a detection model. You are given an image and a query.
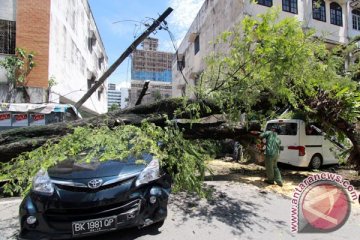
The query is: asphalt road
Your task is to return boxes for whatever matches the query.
[1,181,359,240]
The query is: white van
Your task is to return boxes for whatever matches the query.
[265,119,344,169]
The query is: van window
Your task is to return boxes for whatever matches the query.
[266,123,297,135]
[305,124,322,135]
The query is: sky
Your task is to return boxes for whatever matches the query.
[88,0,205,88]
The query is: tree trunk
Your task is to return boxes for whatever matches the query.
[304,91,360,171]
[74,8,173,110]
[0,98,242,162]
[1,97,359,172]
[135,80,150,106]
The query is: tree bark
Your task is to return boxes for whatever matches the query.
[135,80,150,106]
[304,90,360,171]
[1,97,359,172]
[0,98,239,162]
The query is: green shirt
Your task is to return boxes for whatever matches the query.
[260,131,281,157]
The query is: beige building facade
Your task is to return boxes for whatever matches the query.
[0,0,108,115]
[172,0,360,97]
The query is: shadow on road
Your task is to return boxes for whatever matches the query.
[0,216,19,240]
[169,185,287,236]
[84,224,162,240]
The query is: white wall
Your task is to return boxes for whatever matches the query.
[348,2,360,39]
[119,88,129,109]
[172,0,359,97]
[172,0,245,97]
[0,55,7,84]
[0,0,16,21]
[48,0,108,115]
[245,0,349,43]
[304,0,348,43]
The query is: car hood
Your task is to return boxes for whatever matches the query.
[48,158,149,180]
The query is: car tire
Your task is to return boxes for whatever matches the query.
[309,154,322,170]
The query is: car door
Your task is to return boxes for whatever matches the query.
[266,121,299,165]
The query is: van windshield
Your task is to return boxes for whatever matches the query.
[266,123,297,136]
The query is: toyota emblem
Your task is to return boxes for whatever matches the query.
[88,179,103,189]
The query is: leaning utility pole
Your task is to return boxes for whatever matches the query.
[75,7,173,110]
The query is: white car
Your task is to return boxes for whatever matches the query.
[265,119,344,169]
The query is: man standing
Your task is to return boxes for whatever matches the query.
[252,126,283,186]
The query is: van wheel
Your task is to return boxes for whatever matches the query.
[309,154,322,170]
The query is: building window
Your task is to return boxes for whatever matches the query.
[0,20,16,54]
[352,9,360,30]
[88,31,96,53]
[313,0,326,22]
[257,0,273,7]
[98,56,104,69]
[282,0,298,14]
[330,2,343,26]
[194,35,200,55]
[87,76,96,89]
[177,54,185,70]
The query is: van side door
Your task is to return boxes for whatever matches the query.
[266,121,299,165]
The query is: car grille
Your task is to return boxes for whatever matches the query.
[53,176,136,192]
[45,199,142,230]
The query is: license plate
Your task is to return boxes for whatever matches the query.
[72,216,117,236]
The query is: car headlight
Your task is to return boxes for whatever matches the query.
[135,159,160,187]
[32,169,54,195]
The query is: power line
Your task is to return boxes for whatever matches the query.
[159,21,189,85]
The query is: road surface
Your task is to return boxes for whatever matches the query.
[1,181,359,240]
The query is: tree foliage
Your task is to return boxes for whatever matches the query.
[195,9,360,167]
[199,9,357,119]
[0,47,36,102]
[1,10,360,197]
[108,103,120,112]
[0,122,210,197]
[0,47,36,86]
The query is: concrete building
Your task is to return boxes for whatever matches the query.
[131,37,173,83]
[172,0,360,97]
[107,83,129,110]
[0,0,108,115]
[129,80,172,107]
[129,37,174,107]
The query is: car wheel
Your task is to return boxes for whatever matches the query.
[309,154,322,170]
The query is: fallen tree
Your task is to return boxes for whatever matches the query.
[1,9,359,197]
[0,98,252,162]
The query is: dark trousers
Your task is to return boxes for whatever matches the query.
[264,154,282,183]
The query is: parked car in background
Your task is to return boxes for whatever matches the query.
[265,119,344,169]
[19,153,171,239]
[0,103,81,131]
